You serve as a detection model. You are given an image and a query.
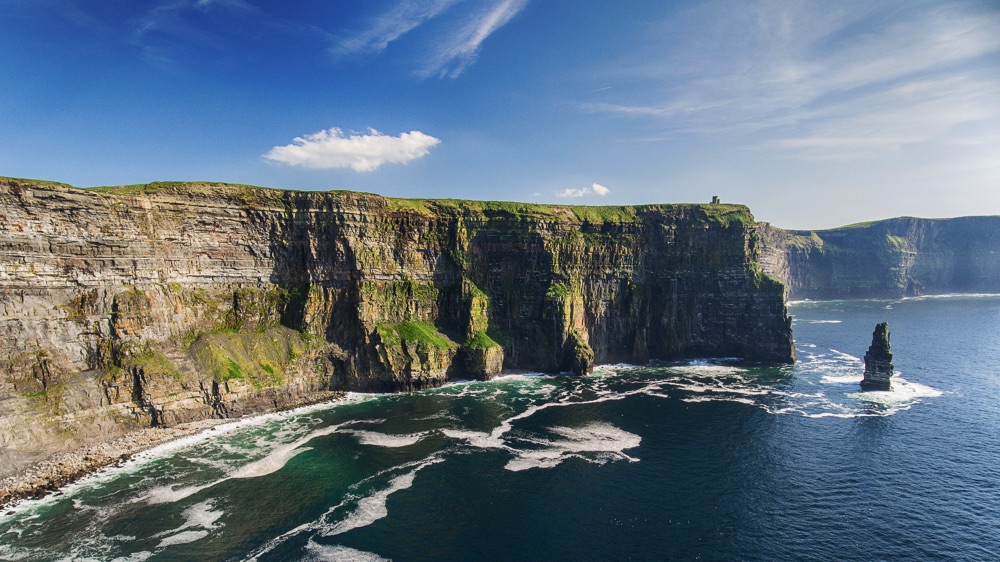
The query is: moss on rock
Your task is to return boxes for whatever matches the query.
[188,326,306,389]
[563,330,594,376]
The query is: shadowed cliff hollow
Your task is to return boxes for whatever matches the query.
[759,217,1000,300]
[0,177,793,474]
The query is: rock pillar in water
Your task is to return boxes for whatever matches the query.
[862,322,893,390]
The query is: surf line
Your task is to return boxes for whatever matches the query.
[142,421,351,505]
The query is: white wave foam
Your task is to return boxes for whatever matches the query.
[59,552,153,562]
[440,429,503,449]
[141,423,345,504]
[323,458,444,536]
[682,396,757,406]
[345,430,426,448]
[504,423,641,472]
[232,424,342,479]
[156,530,209,548]
[487,372,554,383]
[109,552,153,562]
[444,383,649,471]
[597,353,944,419]
[20,394,373,512]
[902,292,1000,301]
[129,396,358,465]
[671,364,747,376]
[820,374,863,384]
[241,455,435,562]
[141,482,217,504]
[304,540,391,561]
[849,377,943,405]
[153,499,224,549]
[829,349,859,360]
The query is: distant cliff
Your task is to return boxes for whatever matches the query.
[0,177,793,474]
[759,217,1000,300]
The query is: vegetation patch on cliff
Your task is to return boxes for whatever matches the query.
[464,331,500,350]
[130,348,182,381]
[360,280,439,323]
[378,321,456,351]
[188,326,306,388]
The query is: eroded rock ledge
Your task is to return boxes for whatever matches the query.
[0,177,794,477]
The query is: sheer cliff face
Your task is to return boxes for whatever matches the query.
[0,178,792,468]
[759,217,1000,300]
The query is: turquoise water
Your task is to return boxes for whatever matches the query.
[2,295,999,561]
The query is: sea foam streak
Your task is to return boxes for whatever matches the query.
[441,377,654,471]
[323,457,444,536]
[504,423,641,471]
[153,499,224,548]
[232,424,342,479]
[242,457,443,561]
[303,540,391,562]
[143,423,345,504]
[902,292,1000,301]
[344,430,427,448]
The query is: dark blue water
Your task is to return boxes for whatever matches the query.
[2,295,999,561]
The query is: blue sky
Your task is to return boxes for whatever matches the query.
[1,0,998,229]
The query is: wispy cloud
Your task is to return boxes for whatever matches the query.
[418,0,528,78]
[584,1,1000,159]
[332,0,460,58]
[334,0,528,78]
[764,73,1000,160]
[556,183,611,198]
[264,128,441,172]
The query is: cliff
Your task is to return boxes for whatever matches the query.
[0,177,793,475]
[759,217,1000,300]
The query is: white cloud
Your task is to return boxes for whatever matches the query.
[556,183,611,198]
[264,128,441,172]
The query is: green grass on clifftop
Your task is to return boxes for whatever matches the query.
[0,176,75,189]
[385,197,752,226]
[5,176,756,227]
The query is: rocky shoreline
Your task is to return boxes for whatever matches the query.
[0,390,345,509]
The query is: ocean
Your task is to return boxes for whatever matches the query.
[1,295,998,561]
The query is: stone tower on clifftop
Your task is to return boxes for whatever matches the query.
[862,322,893,390]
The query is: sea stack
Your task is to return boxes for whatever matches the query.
[862,322,894,390]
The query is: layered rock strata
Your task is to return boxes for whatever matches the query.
[862,322,893,391]
[0,177,794,475]
[759,217,1000,300]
